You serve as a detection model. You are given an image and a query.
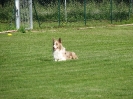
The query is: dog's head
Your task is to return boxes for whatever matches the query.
[53,38,62,51]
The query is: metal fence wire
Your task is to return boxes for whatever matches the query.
[33,0,133,25]
[0,0,133,30]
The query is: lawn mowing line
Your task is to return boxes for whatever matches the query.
[77,24,133,30]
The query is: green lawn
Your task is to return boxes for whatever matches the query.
[0,25,133,99]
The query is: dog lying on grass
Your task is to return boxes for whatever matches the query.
[53,38,78,61]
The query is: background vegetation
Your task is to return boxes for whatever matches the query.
[26,0,133,22]
[0,0,132,23]
[0,0,132,31]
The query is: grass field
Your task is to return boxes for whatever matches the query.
[0,25,133,99]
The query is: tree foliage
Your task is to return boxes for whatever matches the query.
[0,0,12,7]
[36,0,130,4]
[0,0,130,7]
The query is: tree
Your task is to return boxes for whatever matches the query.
[0,0,11,7]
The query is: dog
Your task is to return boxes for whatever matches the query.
[53,38,78,61]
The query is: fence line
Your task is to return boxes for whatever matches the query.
[56,0,133,26]
[0,0,133,31]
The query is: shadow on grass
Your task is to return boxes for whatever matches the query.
[38,56,79,62]
[39,57,53,62]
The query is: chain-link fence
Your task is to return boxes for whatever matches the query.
[0,0,133,31]
[34,0,133,26]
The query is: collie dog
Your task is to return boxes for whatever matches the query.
[53,38,78,61]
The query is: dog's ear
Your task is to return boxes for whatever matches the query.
[58,38,61,43]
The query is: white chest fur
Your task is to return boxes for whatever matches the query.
[53,49,66,61]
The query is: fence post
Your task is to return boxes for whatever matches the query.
[110,0,113,24]
[84,0,86,25]
[15,0,20,29]
[29,0,33,29]
[64,0,67,22]
[32,0,41,28]
[58,0,61,26]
